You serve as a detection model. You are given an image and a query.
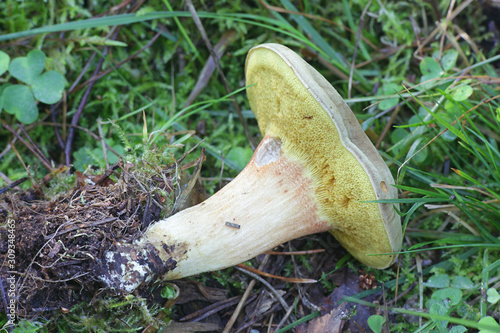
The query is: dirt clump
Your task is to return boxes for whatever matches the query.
[0,163,173,319]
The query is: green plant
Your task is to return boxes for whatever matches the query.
[422,273,474,332]
[0,49,65,124]
[54,295,163,332]
[487,287,500,305]
[367,314,385,333]
[10,319,45,333]
[477,316,500,333]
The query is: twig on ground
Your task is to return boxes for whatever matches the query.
[18,124,52,170]
[2,122,53,171]
[234,302,283,333]
[7,143,37,190]
[222,255,270,333]
[181,294,258,323]
[234,265,296,323]
[274,302,295,332]
[0,177,28,195]
[30,273,89,283]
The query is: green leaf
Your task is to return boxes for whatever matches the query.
[478,316,500,333]
[226,146,253,171]
[430,302,449,332]
[452,168,477,183]
[449,325,467,333]
[0,84,10,112]
[73,142,124,172]
[378,83,400,111]
[74,36,128,47]
[2,85,38,124]
[441,129,457,142]
[432,288,463,307]
[9,49,46,84]
[0,50,10,76]
[420,57,444,87]
[420,57,444,77]
[367,315,385,333]
[450,276,474,289]
[73,148,93,172]
[160,284,178,299]
[451,85,473,101]
[10,319,44,332]
[390,128,408,143]
[441,49,458,72]
[424,274,450,288]
[425,103,466,141]
[32,70,65,104]
[0,84,7,113]
[486,288,500,304]
[406,137,428,164]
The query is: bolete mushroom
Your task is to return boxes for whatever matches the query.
[99,43,402,293]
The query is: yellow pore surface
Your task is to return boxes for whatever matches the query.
[246,47,393,268]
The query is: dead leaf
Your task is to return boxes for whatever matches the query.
[184,30,237,107]
[171,149,207,214]
[306,303,348,333]
[320,267,379,332]
[176,280,229,304]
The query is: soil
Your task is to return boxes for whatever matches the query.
[0,162,168,319]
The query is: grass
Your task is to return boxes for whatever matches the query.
[1,0,500,332]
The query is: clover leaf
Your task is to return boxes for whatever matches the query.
[0,49,66,124]
[0,51,10,76]
[9,49,46,85]
[32,70,66,104]
[2,85,38,124]
[420,57,444,88]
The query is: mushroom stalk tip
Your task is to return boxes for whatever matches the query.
[98,241,176,292]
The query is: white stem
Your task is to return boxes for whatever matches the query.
[99,137,332,292]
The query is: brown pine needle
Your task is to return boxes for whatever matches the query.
[236,264,317,284]
[264,249,325,255]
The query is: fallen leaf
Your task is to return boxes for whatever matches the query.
[306,302,348,333]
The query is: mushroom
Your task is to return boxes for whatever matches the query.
[99,43,402,293]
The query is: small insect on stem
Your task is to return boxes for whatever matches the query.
[225,222,240,229]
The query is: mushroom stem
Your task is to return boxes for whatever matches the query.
[99,136,332,292]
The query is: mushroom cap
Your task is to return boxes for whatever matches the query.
[245,43,402,269]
